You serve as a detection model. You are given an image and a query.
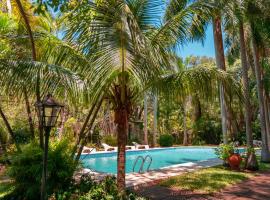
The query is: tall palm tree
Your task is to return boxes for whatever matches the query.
[212,9,228,144]
[246,0,270,162]
[165,0,229,144]
[238,9,253,147]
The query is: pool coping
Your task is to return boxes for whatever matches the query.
[78,157,223,188]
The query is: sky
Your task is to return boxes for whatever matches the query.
[177,25,216,59]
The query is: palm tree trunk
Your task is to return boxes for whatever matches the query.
[212,15,228,144]
[263,92,270,150]
[153,95,158,147]
[23,89,35,139]
[58,108,67,139]
[183,105,188,146]
[251,36,270,162]
[143,93,148,145]
[239,21,253,147]
[6,0,12,15]
[0,105,21,152]
[115,105,128,192]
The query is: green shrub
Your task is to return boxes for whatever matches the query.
[55,176,145,200]
[78,176,145,200]
[193,118,222,145]
[214,143,235,161]
[11,120,32,144]
[7,140,76,200]
[159,134,174,147]
[103,135,117,146]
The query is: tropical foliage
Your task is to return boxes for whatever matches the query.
[0,0,270,198]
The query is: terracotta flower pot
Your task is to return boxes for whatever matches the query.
[228,153,242,170]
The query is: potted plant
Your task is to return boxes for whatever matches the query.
[215,143,242,170]
[228,151,242,170]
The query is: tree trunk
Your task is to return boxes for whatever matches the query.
[251,36,270,162]
[23,89,35,139]
[143,93,148,145]
[74,97,103,161]
[183,105,188,146]
[153,95,158,147]
[115,107,128,192]
[6,0,12,16]
[0,105,21,152]
[213,15,228,144]
[239,21,253,147]
[263,92,270,150]
[58,107,68,139]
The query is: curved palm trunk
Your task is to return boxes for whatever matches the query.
[153,95,158,147]
[239,21,253,147]
[143,93,148,145]
[14,0,43,148]
[212,15,228,144]
[251,36,270,162]
[0,105,21,152]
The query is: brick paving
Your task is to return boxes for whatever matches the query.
[135,171,270,200]
[211,171,270,200]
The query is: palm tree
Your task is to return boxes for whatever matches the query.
[246,0,270,162]
[62,0,238,191]
[237,5,253,147]
[34,0,241,192]
[165,0,229,144]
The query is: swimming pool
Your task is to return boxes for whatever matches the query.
[81,147,225,174]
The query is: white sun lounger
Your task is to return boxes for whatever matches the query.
[102,143,118,151]
[132,142,149,149]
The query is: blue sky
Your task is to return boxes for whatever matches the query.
[177,25,215,59]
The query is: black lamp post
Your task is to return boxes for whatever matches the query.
[35,94,63,200]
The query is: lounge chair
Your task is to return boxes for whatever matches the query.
[82,146,96,154]
[132,142,149,150]
[102,143,117,151]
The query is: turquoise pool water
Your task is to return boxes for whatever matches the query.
[81,147,223,174]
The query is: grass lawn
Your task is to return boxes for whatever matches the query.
[160,161,270,194]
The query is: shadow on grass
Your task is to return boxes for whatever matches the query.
[160,166,252,194]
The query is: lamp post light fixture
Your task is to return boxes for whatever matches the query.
[35,94,63,200]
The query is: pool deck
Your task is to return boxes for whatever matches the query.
[77,158,223,188]
[126,158,222,188]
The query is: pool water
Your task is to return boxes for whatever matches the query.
[81,147,223,174]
